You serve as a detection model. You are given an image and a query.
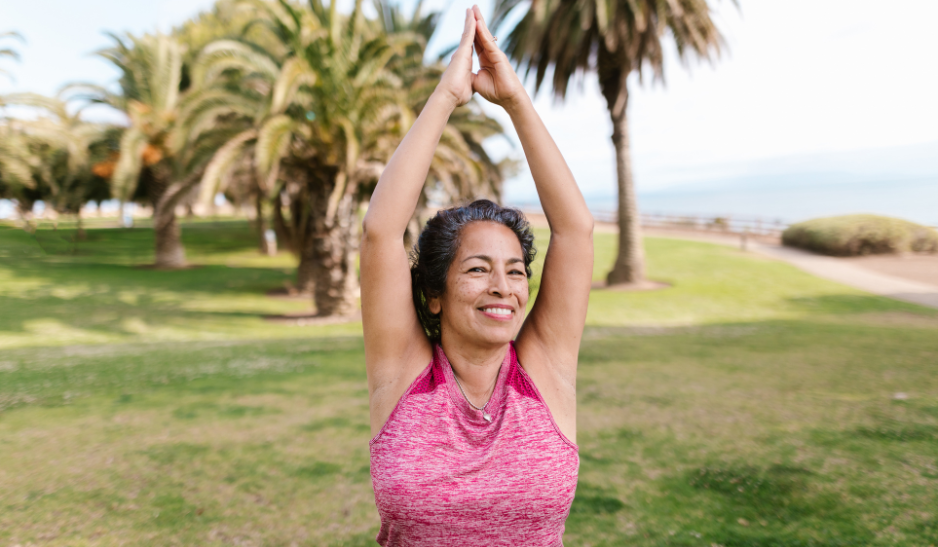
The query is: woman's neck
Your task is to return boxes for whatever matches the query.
[440,338,509,402]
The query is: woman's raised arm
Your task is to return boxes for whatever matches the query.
[360,9,477,433]
[471,7,593,437]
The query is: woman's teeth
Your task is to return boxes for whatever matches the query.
[482,307,511,315]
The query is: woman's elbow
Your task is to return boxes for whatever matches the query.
[560,216,594,239]
[361,213,381,243]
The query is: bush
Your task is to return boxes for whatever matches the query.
[782,214,938,256]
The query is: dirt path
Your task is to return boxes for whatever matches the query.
[637,227,938,310]
[524,212,938,309]
[751,243,938,310]
[840,254,938,286]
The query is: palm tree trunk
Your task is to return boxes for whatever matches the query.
[254,193,269,254]
[75,210,86,241]
[311,191,358,316]
[296,243,316,294]
[271,195,294,253]
[299,167,358,317]
[153,202,186,268]
[605,99,646,285]
[147,165,197,269]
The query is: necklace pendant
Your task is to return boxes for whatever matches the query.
[483,412,492,423]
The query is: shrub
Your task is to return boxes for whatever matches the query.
[782,214,938,256]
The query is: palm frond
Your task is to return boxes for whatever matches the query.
[198,128,258,205]
[255,114,296,176]
[111,128,148,201]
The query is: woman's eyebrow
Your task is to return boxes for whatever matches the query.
[461,255,524,264]
[462,254,493,263]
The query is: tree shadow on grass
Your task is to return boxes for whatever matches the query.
[785,293,937,316]
[1,220,264,264]
[0,335,365,412]
[0,257,296,337]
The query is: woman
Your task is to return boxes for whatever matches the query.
[360,6,593,546]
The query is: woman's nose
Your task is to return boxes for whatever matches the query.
[488,270,511,297]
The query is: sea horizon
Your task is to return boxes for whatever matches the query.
[506,178,938,228]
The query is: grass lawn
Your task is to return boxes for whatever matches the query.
[2,219,938,547]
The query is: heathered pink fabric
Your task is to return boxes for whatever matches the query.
[370,342,579,546]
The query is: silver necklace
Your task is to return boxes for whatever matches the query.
[451,364,501,423]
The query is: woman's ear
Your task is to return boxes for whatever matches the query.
[428,296,442,315]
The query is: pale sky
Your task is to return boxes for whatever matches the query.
[2,0,937,207]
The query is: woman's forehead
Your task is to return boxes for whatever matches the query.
[456,221,523,258]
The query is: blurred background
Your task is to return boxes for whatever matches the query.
[3,0,937,224]
[1,1,937,546]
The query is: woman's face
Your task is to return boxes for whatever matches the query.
[429,221,529,348]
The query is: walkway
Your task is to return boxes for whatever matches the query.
[753,243,938,310]
[643,227,938,310]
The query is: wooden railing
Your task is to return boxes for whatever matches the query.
[592,211,790,236]
[514,202,789,237]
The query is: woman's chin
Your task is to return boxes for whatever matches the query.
[471,324,520,346]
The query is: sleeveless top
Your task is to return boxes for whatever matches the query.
[369,342,579,546]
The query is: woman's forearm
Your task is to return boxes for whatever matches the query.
[505,96,593,236]
[363,92,458,241]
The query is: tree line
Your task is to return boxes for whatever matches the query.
[1,0,727,316]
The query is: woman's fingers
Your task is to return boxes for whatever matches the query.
[472,5,499,54]
[458,8,476,53]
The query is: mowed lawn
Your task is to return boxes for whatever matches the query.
[1,219,938,547]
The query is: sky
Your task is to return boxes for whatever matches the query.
[2,0,937,221]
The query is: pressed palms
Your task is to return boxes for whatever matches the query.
[493,0,728,284]
[376,0,506,246]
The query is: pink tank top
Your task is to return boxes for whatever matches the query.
[369,342,579,546]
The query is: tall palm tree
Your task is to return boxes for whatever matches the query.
[492,0,728,284]
[78,33,200,268]
[180,0,410,313]
[183,0,506,316]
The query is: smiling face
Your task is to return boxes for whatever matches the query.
[428,221,530,348]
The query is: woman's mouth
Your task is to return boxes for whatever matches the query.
[479,306,513,320]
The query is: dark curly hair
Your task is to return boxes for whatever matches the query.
[410,199,536,342]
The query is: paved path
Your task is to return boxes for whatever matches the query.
[642,228,938,310]
[752,243,938,310]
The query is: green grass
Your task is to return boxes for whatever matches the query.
[2,219,938,546]
[0,221,360,349]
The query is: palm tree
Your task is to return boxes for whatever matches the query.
[179,0,410,313]
[492,0,728,284]
[78,33,200,268]
[0,120,38,219]
[1,91,110,234]
[183,0,506,316]
[0,31,23,83]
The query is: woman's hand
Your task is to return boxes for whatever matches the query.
[434,8,476,109]
[470,6,526,111]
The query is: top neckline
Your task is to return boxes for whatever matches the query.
[436,342,514,424]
